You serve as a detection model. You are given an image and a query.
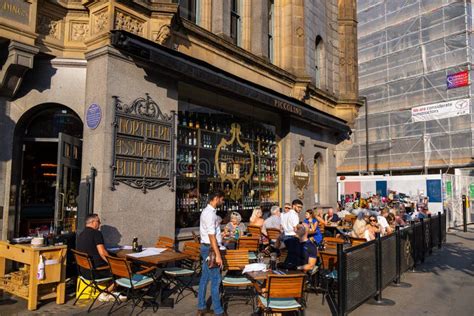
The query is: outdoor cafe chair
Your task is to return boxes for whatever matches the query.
[155,236,175,250]
[222,250,254,312]
[106,255,158,314]
[237,236,259,261]
[71,249,114,313]
[255,274,306,315]
[323,237,345,249]
[162,241,201,303]
[318,251,338,306]
[247,225,262,238]
[349,237,367,246]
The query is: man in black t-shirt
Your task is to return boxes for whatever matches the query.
[295,224,318,273]
[76,214,111,279]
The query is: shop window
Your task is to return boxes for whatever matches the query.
[268,0,274,61]
[230,0,242,46]
[315,36,325,89]
[176,104,279,228]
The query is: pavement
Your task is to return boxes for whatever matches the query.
[0,226,473,316]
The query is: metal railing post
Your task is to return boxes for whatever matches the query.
[420,218,425,263]
[337,243,345,316]
[372,233,395,305]
[438,212,442,248]
[428,214,433,255]
[410,221,416,270]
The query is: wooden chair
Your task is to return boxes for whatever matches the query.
[266,228,281,241]
[247,225,262,237]
[344,215,357,227]
[318,251,338,306]
[349,237,367,246]
[191,231,200,243]
[256,274,305,314]
[323,237,345,249]
[222,250,254,311]
[237,236,259,261]
[106,255,158,314]
[163,241,201,303]
[71,249,113,312]
[155,236,175,250]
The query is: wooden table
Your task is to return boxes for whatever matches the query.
[0,241,67,310]
[115,249,190,266]
[245,270,305,282]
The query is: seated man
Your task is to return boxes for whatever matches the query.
[295,224,317,273]
[76,214,121,302]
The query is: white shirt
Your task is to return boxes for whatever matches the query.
[200,204,218,244]
[281,209,299,236]
[377,215,389,235]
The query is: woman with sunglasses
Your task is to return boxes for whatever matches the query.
[366,215,381,241]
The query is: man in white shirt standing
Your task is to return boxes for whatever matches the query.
[197,191,225,316]
[280,199,303,269]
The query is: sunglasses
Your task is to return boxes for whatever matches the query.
[369,219,377,222]
[284,207,290,209]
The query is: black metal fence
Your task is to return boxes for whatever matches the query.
[331,212,446,315]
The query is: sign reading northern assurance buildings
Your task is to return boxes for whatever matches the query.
[111,94,175,193]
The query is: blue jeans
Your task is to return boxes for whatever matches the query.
[197,244,223,314]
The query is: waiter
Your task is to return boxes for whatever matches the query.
[197,191,225,316]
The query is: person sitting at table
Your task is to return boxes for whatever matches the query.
[303,209,323,245]
[76,214,123,302]
[350,213,371,241]
[377,208,391,236]
[387,213,396,233]
[324,208,340,225]
[223,211,246,240]
[249,207,264,228]
[366,215,381,241]
[313,207,327,226]
[294,224,317,273]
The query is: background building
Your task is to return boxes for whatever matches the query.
[0,0,359,244]
[338,0,473,176]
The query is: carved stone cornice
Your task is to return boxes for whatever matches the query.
[0,40,39,98]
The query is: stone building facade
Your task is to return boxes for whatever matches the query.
[0,0,359,245]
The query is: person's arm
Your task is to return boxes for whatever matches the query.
[96,244,110,264]
[94,231,109,264]
[208,234,222,267]
[291,212,300,232]
[298,257,317,272]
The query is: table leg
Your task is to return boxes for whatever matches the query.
[56,249,66,304]
[0,256,5,298]
[28,253,38,311]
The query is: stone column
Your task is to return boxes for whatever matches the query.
[338,0,358,101]
[279,0,306,76]
[199,0,212,31]
[249,0,269,58]
[83,46,178,246]
[212,0,231,40]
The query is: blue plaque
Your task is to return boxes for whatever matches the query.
[86,104,102,129]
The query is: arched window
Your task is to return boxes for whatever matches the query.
[315,36,325,89]
[314,152,322,204]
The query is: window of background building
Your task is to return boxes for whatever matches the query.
[268,0,274,61]
[315,36,324,89]
[231,0,242,46]
[179,0,200,24]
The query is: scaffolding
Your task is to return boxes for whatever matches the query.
[339,0,473,174]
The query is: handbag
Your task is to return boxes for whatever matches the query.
[207,248,218,268]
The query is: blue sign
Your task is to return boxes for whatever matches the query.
[427,179,442,203]
[376,181,387,197]
[86,104,102,129]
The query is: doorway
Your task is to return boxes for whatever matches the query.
[12,104,83,237]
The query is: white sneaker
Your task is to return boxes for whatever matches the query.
[112,292,128,302]
[98,293,114,302]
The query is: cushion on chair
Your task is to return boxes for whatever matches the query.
[116,274,153,288]
[248,252,257,261]
[222,276,252,286]
[163,267,194,276]
[258,296,302,310]
[79,275,112,283]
